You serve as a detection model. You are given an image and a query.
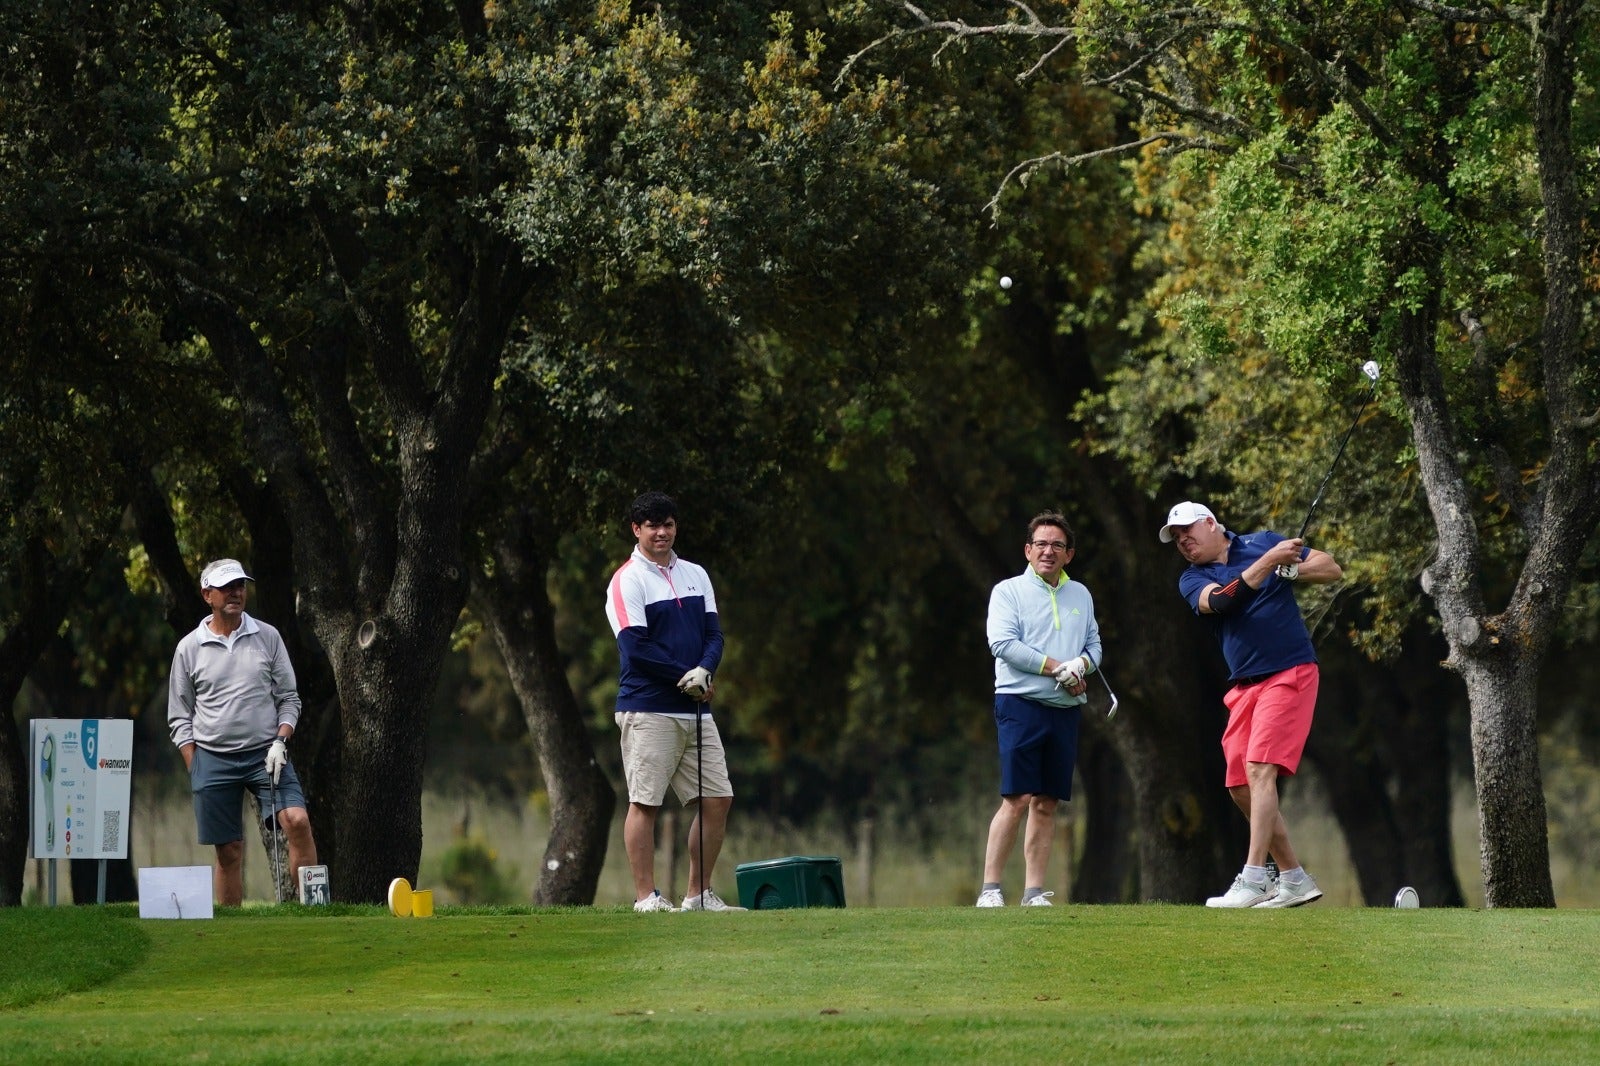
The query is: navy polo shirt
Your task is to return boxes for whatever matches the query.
[1178,531,1315,681]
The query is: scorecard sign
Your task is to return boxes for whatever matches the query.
[30,719,134,860]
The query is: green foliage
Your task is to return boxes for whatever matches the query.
[436,833,520,905]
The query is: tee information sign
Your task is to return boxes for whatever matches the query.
[30,719,134,860]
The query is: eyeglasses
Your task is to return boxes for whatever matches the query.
[1028,540,1070,552]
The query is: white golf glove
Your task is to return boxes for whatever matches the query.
[678,666,713,700]
[1275,563,1299,581]
[265,737,289,784]
[1052,655,1090,689]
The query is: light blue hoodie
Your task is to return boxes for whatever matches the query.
[988,568,1102,707]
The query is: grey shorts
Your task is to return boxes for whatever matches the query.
[615,712,733,807]
[190,744,307,846]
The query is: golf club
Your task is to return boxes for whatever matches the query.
[1278,360,1381,578]
[1059,663,1120,720]
[1098,668,1120,721]
[695,704,704,909]
[268,776,283,905]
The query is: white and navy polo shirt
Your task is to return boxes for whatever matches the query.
[605,547,724,713]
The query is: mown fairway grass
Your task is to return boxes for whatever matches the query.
[2,902,1597,1064]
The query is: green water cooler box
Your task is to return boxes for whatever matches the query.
[734,855,846,910]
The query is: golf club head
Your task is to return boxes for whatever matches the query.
[1361,360,1380,382]
[1098,672,1120,721]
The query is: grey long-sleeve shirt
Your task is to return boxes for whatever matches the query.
[168,612,301,752]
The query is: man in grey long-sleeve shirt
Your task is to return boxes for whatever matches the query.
[168,558,318,905]
[975,511,1102,908]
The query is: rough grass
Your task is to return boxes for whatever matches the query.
[2,903,1598,1064]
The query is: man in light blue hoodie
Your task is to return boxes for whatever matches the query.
[976,511,1102,907]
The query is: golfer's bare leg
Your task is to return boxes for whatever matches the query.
[214,840,244,906]
[624,801,661,901]
[278,807,318,884]
[982,794,1030,883]
[684,795,732,898]
[1244,762,1299,870]
[1022,795,1059,888]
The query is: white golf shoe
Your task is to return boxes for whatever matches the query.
[633,891,678,913]
[1259,873,1323,908]
[681,888,745,911]
[1205,875,1276,908]
[975,887,1005,908]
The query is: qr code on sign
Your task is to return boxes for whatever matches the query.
[101,810,120,853]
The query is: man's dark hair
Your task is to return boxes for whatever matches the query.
[1027,510,1074,549]
[628,491,678,526]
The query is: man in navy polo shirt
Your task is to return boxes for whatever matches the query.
[1161,502,1343,908]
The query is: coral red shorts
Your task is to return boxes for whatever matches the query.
[1219,662,1319,788]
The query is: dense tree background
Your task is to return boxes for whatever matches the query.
[6,1,1596,908]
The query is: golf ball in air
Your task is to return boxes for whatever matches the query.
[999,276,1013,289]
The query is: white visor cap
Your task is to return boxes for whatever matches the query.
[200,558,253,590]
[1158,502,1216,543]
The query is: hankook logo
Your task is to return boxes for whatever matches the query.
[99,758,131,770]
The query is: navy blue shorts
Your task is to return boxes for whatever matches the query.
[190,744,307,846]
[994,693,1080,800]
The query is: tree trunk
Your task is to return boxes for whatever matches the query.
[1071,733,1133,902]
[477,511,615,905]
[0,529,119,905]
[1083,495,1242,902]
[1463,662,1554,907]
[1390,629,1466,907]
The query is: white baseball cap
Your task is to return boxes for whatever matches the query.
[199,558,253,589]
[1158,502,1216,543]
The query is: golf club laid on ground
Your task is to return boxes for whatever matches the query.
[1277,359,1381,579]
[269,777,283,904]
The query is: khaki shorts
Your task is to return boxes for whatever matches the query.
[616,712,734,807]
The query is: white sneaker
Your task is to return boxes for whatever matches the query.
[633,891,677,913]
[975,887,1005,908]
[681,888,745,912]
[1259,873,1323,908]
[1205,875,1276,908]
[1021,891,1055,906]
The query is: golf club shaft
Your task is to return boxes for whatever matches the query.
[696,706,704,907]
[1295,383,1378,541]
[269,778,282,904]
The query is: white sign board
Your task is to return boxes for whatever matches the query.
[298,864,331,905]
[138,866,214,920]
[29,719,134,860]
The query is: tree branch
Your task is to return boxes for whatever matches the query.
[985,133,1228,216]
[1397,0,1535,26]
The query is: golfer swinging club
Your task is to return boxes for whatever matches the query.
[1160,503,1342,908]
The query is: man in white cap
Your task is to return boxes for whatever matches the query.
[1160,503,1342,908]
[168,558,318,905]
